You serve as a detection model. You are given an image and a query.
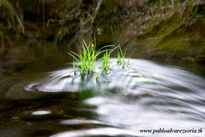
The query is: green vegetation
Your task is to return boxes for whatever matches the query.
[73,60,77,75]
[117,52,121,65]
[1,0,204,76]
[68,40,99,75]
[68,40,118,76]
[117,47,130,68]
[68,39,134,77]
[123,92,128,96]
[101,45,118,72]
[101,51,111,72]
[127,58,130,67]
[96,72,101,80]
[0,0,3,6]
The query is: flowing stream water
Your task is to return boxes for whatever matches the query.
[0,58,204,137]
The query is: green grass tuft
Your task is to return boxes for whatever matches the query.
[68,40,100,75]
[68,40,117,76]
[101,50,111,72]
[69,40,131,78]
[117,47,130,68]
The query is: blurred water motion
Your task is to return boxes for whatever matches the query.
[31,110,51,115]
[25,59,205,137]
[0,59,204,137]
[51,128,138,137]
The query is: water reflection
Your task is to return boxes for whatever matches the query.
[25,59,205,136]
[51,128,138,137]
[31,110,51,115]
[4,59,205,137]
